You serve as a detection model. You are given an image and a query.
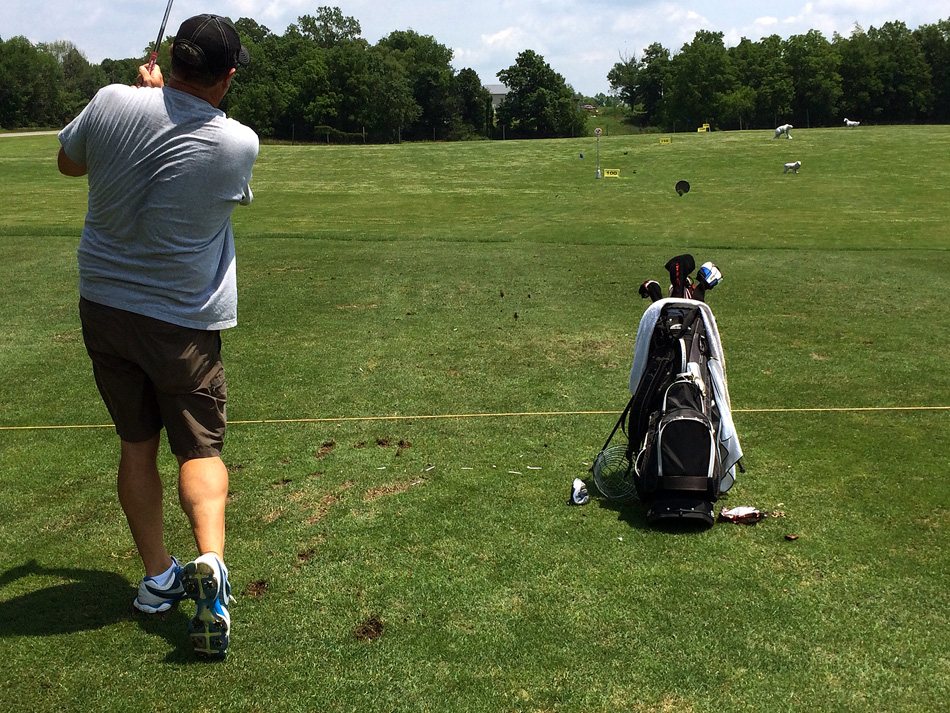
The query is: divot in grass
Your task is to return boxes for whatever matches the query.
[354,613,384,642]
[315,441,336,459]
[243,580,268,598]
[306,493,341,524]
[364,478,426,501]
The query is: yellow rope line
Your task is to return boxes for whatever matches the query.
[231,411,616,424]
[1,406,948,431]
[735,406,950,413]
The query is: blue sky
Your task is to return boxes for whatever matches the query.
[3,1,946,96]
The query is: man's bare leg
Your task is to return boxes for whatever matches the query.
[118,434,172,577]
[177,455,228,558]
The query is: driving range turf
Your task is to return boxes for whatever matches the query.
[1,126,948,712]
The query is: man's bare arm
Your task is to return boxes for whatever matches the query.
[58,147,87,177]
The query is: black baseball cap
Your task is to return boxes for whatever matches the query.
[172,14,250,76]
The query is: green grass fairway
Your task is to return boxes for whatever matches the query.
[1,127,948,712]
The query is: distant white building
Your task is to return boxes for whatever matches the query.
[483,84,509,109]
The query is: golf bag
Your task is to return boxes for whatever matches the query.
[593,259,742,527]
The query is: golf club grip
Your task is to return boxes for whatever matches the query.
[147,0,175,73]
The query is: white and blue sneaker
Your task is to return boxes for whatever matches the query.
[182,553,234,659]
[133,556,187,614]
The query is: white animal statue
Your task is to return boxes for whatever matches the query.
[844,118,860,127]
[774,123,793,139]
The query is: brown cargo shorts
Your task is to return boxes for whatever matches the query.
[79,297,227,459]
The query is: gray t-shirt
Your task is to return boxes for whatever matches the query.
[59,84,259,330]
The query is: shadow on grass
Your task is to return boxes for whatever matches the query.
[0,559,196,662]
[588,482,712,535]
[595,498,651,531]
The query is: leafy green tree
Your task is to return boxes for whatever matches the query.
[361,45,420,140]
[834,25,883,121]
[784,30,842,126]
[755,35,795,126]
[376,30,455,140]
[234,18,273,46]
[292,6,362,48]
[0,36,64,128]
[100,57,142,86]
[729,35,793,128]
[226,20,289,137]
[915,18,950,122]
[637,43,672,125]
[607,53,639,113]
[718,85,756,130]
[452,67,491,138]
[230,12,374,141]
[228,22,329,139]
[35,39,76,66]
[662,30,734,130]
[259,19,370,139]
[296,49,336,132]
[39,42,107,119]
[867,21,932,122]
[323,37,371,132]
[608,43,670,126]
[591,93,622,108]
[496,49,586,138]
[252,7,369,139]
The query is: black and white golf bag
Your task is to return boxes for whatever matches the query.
[629,299,742,525]
[592,259,742,528]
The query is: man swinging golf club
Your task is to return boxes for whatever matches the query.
[57,13,258,659]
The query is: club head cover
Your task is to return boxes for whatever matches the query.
[639,280,662,302]
[567,478,589,506]
[665,254,695,298]
[697,262,722,289]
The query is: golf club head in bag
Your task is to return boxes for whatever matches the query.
[697,262,722,289]
[665,254,696,298]
[689,262,721,303]
[639,280,663,303]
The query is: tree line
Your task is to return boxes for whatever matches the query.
[1,7,948,140]
[609,19,950,131]
[0,6,583,142]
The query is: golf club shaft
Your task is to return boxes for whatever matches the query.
[147,0,175,71]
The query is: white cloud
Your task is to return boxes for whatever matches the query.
[482,27,526,49]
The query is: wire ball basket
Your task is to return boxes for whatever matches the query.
[591,443,639,504]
